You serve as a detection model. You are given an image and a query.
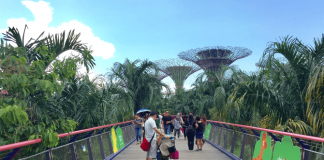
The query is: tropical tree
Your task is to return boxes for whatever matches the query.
[108,58,170,113]
[2,25,95,73]
[0,41,77,153]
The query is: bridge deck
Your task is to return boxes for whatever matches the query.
[114,135,231,160]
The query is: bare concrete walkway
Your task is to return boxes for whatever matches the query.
[113,134,231,160]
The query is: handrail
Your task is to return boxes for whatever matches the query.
[0,121,132,152]
[208,120,324,143]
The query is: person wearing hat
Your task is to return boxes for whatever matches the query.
[173,113,184,140]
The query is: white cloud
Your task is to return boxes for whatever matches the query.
[183,84,194,91]
[0,0,115,81]
[162,82,176,93]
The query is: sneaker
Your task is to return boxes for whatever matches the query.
[178,138,180,140]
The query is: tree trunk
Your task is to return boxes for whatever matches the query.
[135,100,141,114]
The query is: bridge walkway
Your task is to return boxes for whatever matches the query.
[114,134,231,160]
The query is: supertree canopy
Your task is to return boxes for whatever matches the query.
[153,58,201,90]
[178,46,252,78]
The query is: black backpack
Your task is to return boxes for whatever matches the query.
[187,121,194,132]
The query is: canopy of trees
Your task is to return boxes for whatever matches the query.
[1,26,324,157]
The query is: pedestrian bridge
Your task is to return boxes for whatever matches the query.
[115,135,231,160]
[0,121,323,160]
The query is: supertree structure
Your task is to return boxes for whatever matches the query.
[153,58,201,90]
[178,46,252,80]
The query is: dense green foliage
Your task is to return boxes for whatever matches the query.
[162,35,324,139]
[0,26,168,157]
[2,25,324,158]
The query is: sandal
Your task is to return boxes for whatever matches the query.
[136,142,140,145]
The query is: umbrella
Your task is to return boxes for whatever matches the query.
[136,109,150,117]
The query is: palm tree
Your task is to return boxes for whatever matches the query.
[226,35,324,135]
[108,58,170,113]
[2,25,95,72]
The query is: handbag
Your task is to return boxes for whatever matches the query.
[140,132,155,151]
[169,150,179,159]
[167,146,176,153]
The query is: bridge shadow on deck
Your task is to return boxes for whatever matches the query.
[114,134,231,160]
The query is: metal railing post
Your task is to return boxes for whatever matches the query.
[268,132,281,142]
[97,128,106,159]
[86,130,95,160]
[45,148,51,160]
[239,127,247,159]
[230,127,236,154]
[218,123,223,145]
[296,138,310,160]
[223,124,229,149]
[213,123,218,143]
[251,129,260,140]
[69,134,80,160]
[3,147,22,160]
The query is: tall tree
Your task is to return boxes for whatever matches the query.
[108,58,170,113]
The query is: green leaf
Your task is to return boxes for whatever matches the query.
[38,125,42,133]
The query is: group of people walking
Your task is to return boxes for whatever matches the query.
[132,110,207,160]
[161,111,207,151]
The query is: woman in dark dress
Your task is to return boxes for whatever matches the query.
[185,115,196,152]
[195,116,204,151]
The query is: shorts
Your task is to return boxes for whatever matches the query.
[196,132,204,139]
[146,139,157,158]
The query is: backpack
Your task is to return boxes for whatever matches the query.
[187,121,194,132]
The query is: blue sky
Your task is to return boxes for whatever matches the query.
[1,0,324,91]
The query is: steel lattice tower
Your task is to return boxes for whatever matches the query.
[153,58,201,91]
[178,46,252,80]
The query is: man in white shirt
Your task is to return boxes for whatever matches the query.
[144,111,169,160]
